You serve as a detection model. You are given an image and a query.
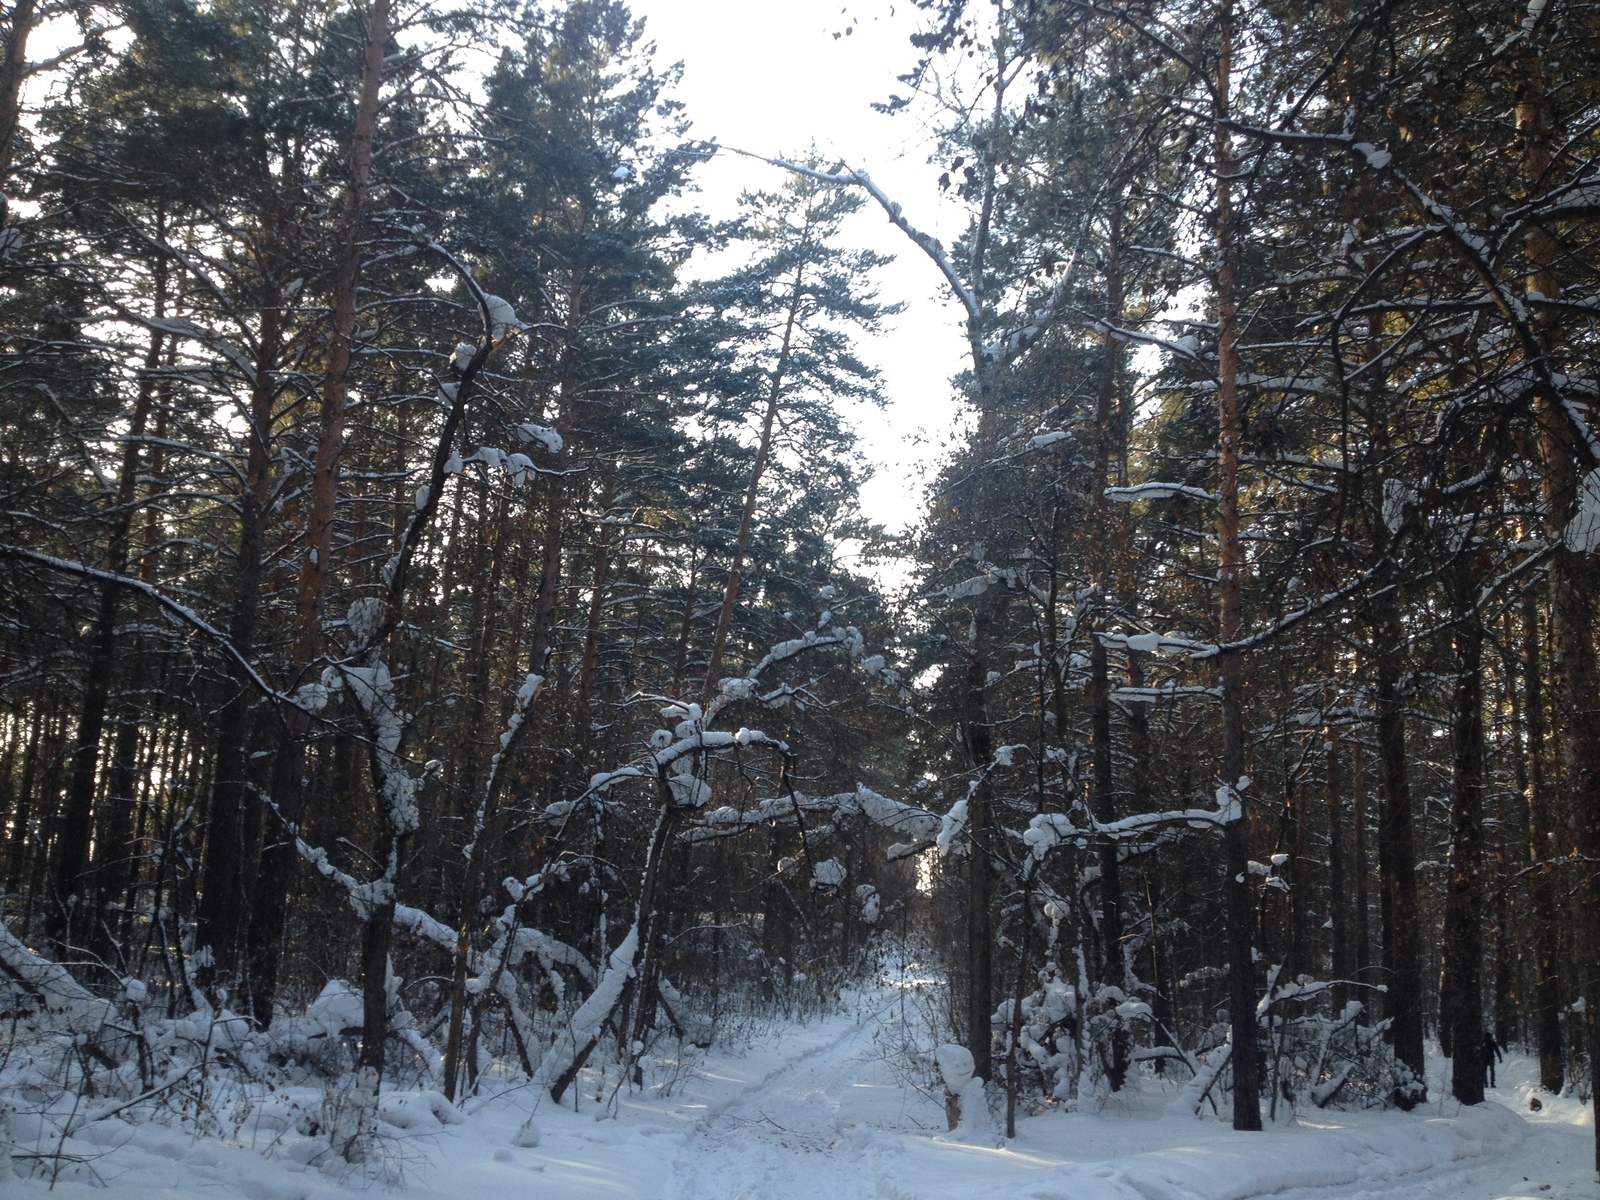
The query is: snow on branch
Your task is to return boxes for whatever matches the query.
[1096,629,1219,658]
[724,147,981,329]
[1112,685,1222,702]
[1022,779,1245,860]
[539,922,639,1088]
[1104,482,1217,504]
[688,784,940,860]
[0,922,116,1034]
[1091,319,1203,362]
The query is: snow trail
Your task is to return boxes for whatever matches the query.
[659,996,937,1200]
[9,984,1595,1200]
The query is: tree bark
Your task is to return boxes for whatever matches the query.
[1089,205,1128,1090]
[1520,590,1564,1092]
[54,260,168,950]
[1213,0,1260,1131]
[1352,740,1371,999]
[247,0,388,1025]
[1324,697,1351,1012]
[1518,36,1600,1158]
[196,288,282,991]
[0,0,37,224]
[1373,576,1425,1103]
[963,613,995,1082]
[1442,556,1485,1105]
[294,0,389,647]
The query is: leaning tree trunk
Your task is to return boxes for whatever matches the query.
[704,265,804,697]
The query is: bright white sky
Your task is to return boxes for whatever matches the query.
[630,0,971,540]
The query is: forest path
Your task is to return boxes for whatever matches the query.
[634,994,1594,1200]
[656,988,943,1200]
[12,978,1594,1200]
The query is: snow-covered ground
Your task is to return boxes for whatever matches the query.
[8,982,1594,1200]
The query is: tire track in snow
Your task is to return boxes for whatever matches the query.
[660,1003,925,1200]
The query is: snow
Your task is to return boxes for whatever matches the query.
[811,857,847,887]
[1105,482,1216,503]
[515,422,565,453]
[1384,477,1418,533]
[1562,467,1600,552]
[482,293,518,339]
[934,1042,974,1092]
[1353,141,1394,170]
[12,984,1592,1200]
[941,574,993,599]
[937,796,969,855]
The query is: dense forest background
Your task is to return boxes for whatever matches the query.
[2,0,1598,1169]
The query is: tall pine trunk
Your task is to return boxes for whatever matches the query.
[247,0,388,1026]
[1441,553,1485,1104]
[1520,590,1564,1091]
[1518,37,1600,1162]
[1213,0,1260,1130]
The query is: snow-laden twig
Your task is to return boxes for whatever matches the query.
[1023,780,1244,860]
[1105,482,1217,504]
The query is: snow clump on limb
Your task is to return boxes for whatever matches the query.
[855,883,880,923]
[811,857,847,888]
[482,293,518,340]
[515,422,564,454]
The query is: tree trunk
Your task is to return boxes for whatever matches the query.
[1373,578,1426,1103]
[964,602,995,1082]
[1352,740,1370,999]
[1520,590,1564,1092]
[294,0,389,647]
[196,292,282,990]
[55,269,167,949]
[1325,698,1351,1012]
[1090,206,1128,1090]
[247,0,387,1024]
[572,468,618,734]
[704,266,804,697]
[1442,557,1485,1105]
[0,0,37,224]
[1519,37,1600,1160]
[1213,0,1260,1131]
